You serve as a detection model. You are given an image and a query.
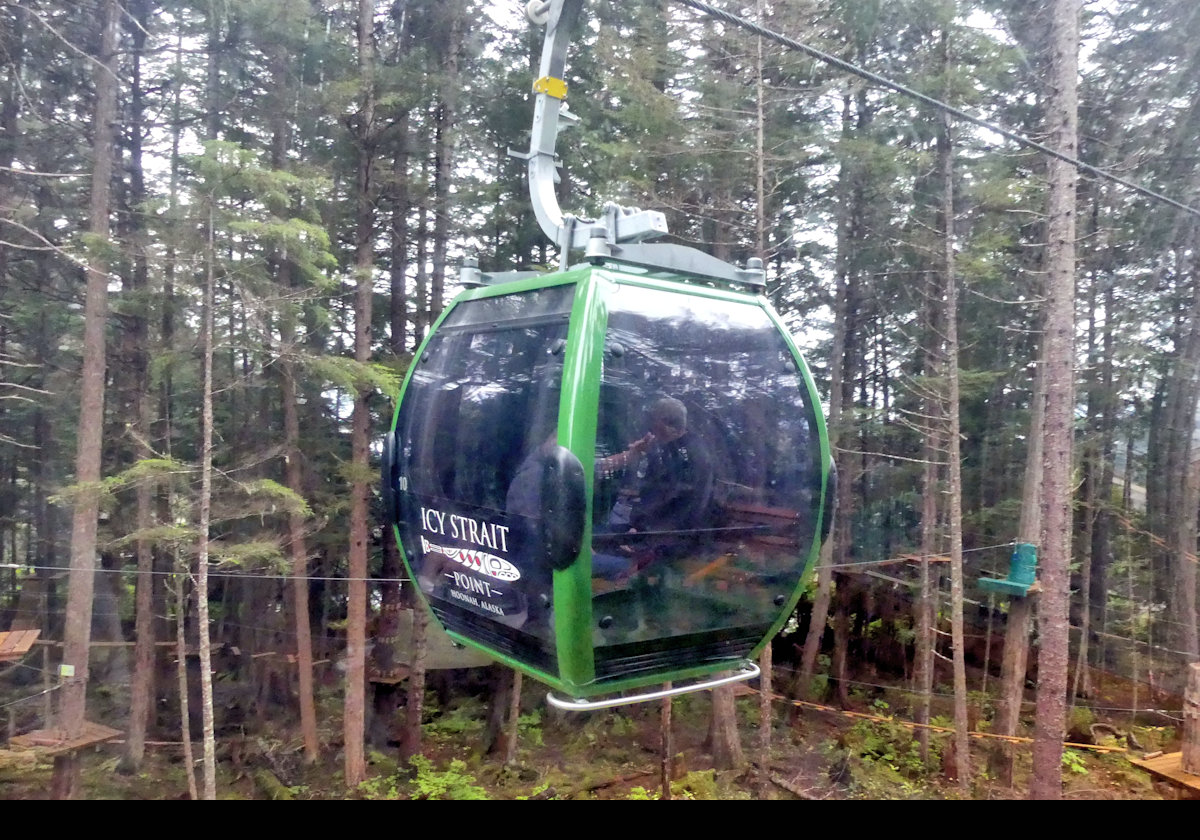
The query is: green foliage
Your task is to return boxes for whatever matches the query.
[53,458,192,514]
[422,698,486,741]
[670,769,720,800]
[620,765,726,801]
[845,700,931,779]
[810,653,832,699]
[108,524,198,550]
[407,756,489,800]
[48,479,112,507]
[518,710,545,747]
[209,540,286,570]
[608,713,637,737]
[356,752,487,801]
[237,478,313,518]
[338,459,380,488]
[305,355,402,397]
[515,780,554,800]
[1068,705,1095,735]
[1061,749,1089,776]
[357,774,402,801]
[78,231,121,266]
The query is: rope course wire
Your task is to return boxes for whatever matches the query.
[764,659,1185,718]
[750,686,1134,754]
[0,683,61,712]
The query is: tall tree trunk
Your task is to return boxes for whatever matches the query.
[390,113,410,357]
[430,8,461,326]
[798,93,857,694]
[399,585,427,763]
[1090,277,1117,672]
[282,344,319,763]
[1029,0,1080,800]
[344,0,377,790]
[0,1,21,290]
[996,361,1044,788]
[52,0,121,799]
[413,188,429,345]
[267,35,320,763]
[122,0,157,773]
[753,0,767,263]
[1158,242,1200,666]
[174,570,199,801]
[196,202,218,801]
[915,243,942,762]
[937,92,970,791]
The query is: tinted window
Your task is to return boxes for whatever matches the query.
[393,285,574,654]
[591,284,821,650]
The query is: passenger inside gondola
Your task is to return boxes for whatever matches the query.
[592,396,715,582]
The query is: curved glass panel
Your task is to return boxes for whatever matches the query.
[392,285,575,673]
[590,283,822,675]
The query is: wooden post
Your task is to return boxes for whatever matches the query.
[1183,663,1200,776]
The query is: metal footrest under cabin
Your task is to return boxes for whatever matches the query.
[545,661,760,712]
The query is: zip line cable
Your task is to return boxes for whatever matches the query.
[673,0,1200,221]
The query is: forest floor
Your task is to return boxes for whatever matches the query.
[0,663,1193,800]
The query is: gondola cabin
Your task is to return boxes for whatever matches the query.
[382,255,833,701]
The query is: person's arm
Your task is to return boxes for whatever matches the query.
[596,432,654,477]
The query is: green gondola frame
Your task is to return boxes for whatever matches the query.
[383,259,833,699]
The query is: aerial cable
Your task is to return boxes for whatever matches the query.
[673,0,1200,221]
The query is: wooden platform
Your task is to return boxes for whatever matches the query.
[368,664,411,685]
[0,629,40,662]
[7,721,122,757]
[1128,752,1200,793]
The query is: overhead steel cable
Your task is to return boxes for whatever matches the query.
[674,0,1200,221]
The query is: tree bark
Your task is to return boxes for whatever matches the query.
[268,44,320,764]
[52,0,120,799]
[122,0,157,774]
[282,350,319,763]
[915,258,941,762]
[400,591,428,763]
[195,202,218,801]
[429,5,462,326]
[344,0,377,790]
[708,680,744,770]
[936,81,970,791]
[390,112,410,356]
[1029,0,1080,801]
[1183,663,1200,776]
[758,641,772,775]
[799,96,858,695]
[174,571,199,801]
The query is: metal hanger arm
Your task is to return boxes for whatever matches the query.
[519,0,668,260]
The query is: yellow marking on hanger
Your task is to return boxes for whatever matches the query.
[533,76,568,100]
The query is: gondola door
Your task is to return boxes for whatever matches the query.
[389,279,584,684]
